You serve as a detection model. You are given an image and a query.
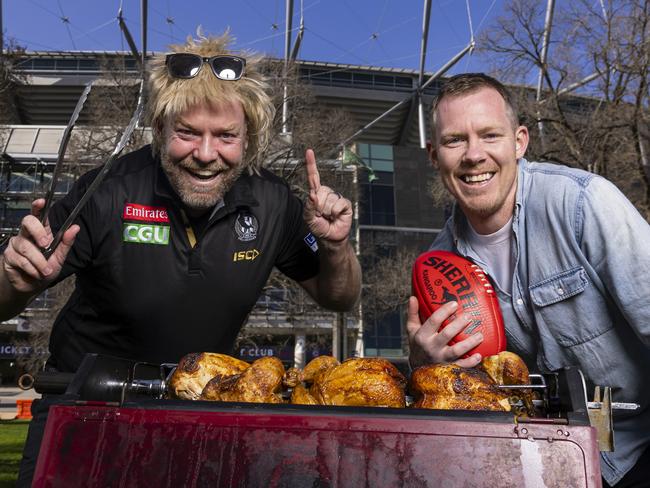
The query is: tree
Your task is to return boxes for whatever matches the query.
[13,277,75,377]
[68,55,147,171]
[479,0,650,218]
[0,38,26,125]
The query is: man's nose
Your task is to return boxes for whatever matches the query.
[193,137,218,164]
[463,136,485,164]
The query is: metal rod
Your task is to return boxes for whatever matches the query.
[556,71,603,97]
[339,42,473,148]
[281,0,294,135]
[290,0,304,62]
[118,8,143,70]
[417,0,432,149]
[420,41,474,91]
[418,95,427,148]
[536,0,556,147]
[588,401,640,411]
[0,0,3,55]
[141,0,148,74]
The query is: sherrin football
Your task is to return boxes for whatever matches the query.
[412,250,506,358]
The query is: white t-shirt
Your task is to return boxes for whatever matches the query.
[466,217,514,293]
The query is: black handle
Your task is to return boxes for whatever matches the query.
[33,371,75,394]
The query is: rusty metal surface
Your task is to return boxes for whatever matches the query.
[33,404,602,488]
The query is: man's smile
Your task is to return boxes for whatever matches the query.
[459,172,495,185]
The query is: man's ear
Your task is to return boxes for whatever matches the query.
[515,125,529,159]
[426,141,439,169]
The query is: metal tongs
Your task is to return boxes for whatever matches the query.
[40,81,93,226]
[41,79,146,258]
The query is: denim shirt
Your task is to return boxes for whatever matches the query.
[431,159,650,485]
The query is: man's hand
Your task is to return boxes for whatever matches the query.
[406,296,484,369]
[298,149,360,311]
[303,149,353,245]
[2,199,79,295]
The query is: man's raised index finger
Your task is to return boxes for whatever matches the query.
[305,149,321,191]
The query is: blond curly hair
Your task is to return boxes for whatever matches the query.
[147,31,275,172]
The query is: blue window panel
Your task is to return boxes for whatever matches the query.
[357,143,370,159]
[369,144,393,161]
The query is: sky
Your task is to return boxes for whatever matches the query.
[4,0,508,74]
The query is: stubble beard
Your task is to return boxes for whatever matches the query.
[160,151,245,212]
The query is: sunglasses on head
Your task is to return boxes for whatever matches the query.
[165,53,246,81]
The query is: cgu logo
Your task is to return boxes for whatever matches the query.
[123,223,170,245]
[233,249,260,262]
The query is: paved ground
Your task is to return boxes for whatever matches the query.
[0,386,40,420]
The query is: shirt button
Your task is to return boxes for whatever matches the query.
[516,298,524,305]
[557,288,565,295]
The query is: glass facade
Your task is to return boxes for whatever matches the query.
[357,142,405,357]
[358,143,395,226]
[363,308,404,357]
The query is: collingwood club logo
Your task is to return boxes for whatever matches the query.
[235,212,258,242]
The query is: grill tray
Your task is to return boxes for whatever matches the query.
[33,354,603,487]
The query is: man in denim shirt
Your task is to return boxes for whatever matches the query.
[407,73,650,487]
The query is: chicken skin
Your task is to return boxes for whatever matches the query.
[479,351,530,385]
[284,355,340,388]
[410,363,512,411]
[200,356,285,404]
[168,352,250,400]
[290,383,319,405]
[310,357,406,408]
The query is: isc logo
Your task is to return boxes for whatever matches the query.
[123,223,170,245]
[233,249,260,262]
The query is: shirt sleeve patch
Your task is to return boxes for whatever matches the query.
[304,232,318,252]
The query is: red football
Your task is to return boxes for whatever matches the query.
[411,250,506,358]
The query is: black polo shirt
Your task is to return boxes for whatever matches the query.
[47,145,320,372]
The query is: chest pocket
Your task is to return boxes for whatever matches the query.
[529,266,613,347]
[529,266,587,306]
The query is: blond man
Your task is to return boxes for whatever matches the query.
[2,32,360,486]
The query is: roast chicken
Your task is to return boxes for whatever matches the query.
[284,355,340,388]
[479,350,530,385]
[308,357,407,408]
[200,356,285,404]
[168,352,250,400]
[290,383,319,405]
[410,363,512,411]
[409,351,531,412]
[171,350,533,414]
